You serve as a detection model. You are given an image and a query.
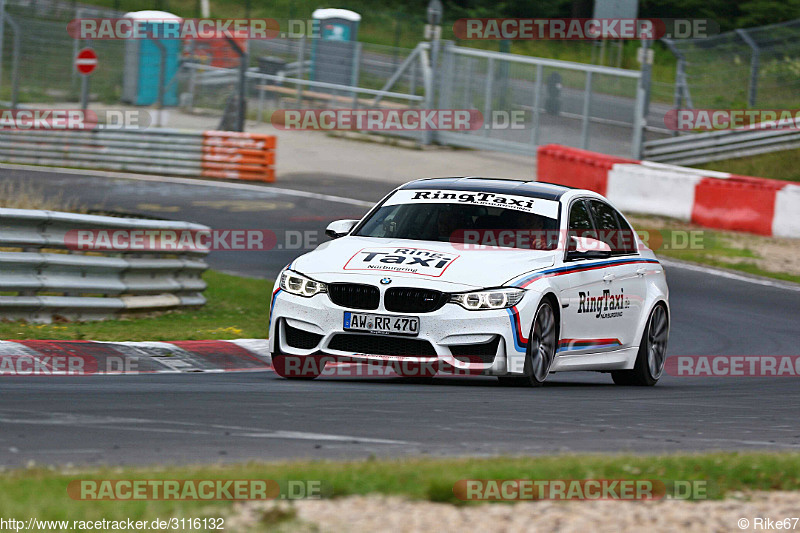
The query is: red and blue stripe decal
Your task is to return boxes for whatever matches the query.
[269,261,294,324]
[506,307,529,352]
[557,338,622,353]
[505,311,622,354]
[505,258,658,353]
[511,258,660,288]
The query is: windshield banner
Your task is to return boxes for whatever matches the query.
[384,189,560,219]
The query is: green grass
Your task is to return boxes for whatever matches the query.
[0,270,272,341]
[693,148,800,183]
[2,452,800,528]
[630,215,800,284]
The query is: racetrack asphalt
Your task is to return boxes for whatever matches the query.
[0,167,799,467]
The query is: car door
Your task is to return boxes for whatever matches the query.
[558,198,645,355]
[586,199,648,351]
[558,198,616,355]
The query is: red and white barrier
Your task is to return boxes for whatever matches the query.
[537,144,800,238]
[0,339,271,375]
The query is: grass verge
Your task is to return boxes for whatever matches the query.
[692,148,800,183]
[628,214,800,284]
[2,452,800,523]
[0,271,273,341]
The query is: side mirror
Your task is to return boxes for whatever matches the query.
[565,236,613,261]
[325,219,358,240]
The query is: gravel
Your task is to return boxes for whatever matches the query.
[229,492,800,532]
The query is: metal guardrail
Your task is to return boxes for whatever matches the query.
[0,128,277,181]
[0,209,209,322]
[643,121,800,165]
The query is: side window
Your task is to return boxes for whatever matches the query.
[567,200,595,252]
[568,200,593,232]
[589,200,636,255]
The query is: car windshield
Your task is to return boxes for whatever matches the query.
[354,189,560,250]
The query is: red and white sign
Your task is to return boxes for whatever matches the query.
[75,48,98,75]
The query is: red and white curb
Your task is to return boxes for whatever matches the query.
[537,144,800,238]
[0,339,271,375]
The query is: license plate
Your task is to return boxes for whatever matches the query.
[343,312,419,336]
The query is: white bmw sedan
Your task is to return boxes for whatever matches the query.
[269,177,670,386]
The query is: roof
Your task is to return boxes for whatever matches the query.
[312,8,361,21]
[399,177,573,201]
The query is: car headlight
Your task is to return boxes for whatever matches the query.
[279,270,327,297]
[449,288,525,310]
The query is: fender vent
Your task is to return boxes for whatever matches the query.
[284,323,323,350]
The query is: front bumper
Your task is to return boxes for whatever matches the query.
[268,288,537,375]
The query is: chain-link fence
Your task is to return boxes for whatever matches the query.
[0,0,646,157]
[663,18,800,110]
[436,43,643,157]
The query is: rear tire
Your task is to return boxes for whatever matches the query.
[497,299,557,387]
[611,304,669,386]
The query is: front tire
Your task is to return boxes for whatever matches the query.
[498,299,557,387]
[612,303,669,386]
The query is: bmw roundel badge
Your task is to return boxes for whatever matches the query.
[380,278,392,285]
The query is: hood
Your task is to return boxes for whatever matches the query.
[290,236,556,290]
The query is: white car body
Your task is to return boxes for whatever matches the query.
[269,178,670,384]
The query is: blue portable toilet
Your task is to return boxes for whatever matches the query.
[310,8,361,87]
[122,11,182,106]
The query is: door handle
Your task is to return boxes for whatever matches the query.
[603,274,616,283]
[636,268,648,277]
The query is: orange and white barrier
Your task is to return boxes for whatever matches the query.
[537,144,800,238]
[201,131,276,182]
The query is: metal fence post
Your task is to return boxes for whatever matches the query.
[736,28,760,108]
[580,71,592,149]
[225,37,247,132]
[437,40,454,111]
[0,0,5,93]
[631,81,646,159]
[483,57,494,137]
[5,14,19,109]
[530,63,543,148]
[420,45,434,145]
[350,41,362,107]
[80,38,92,112]
[296,36,305,107]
